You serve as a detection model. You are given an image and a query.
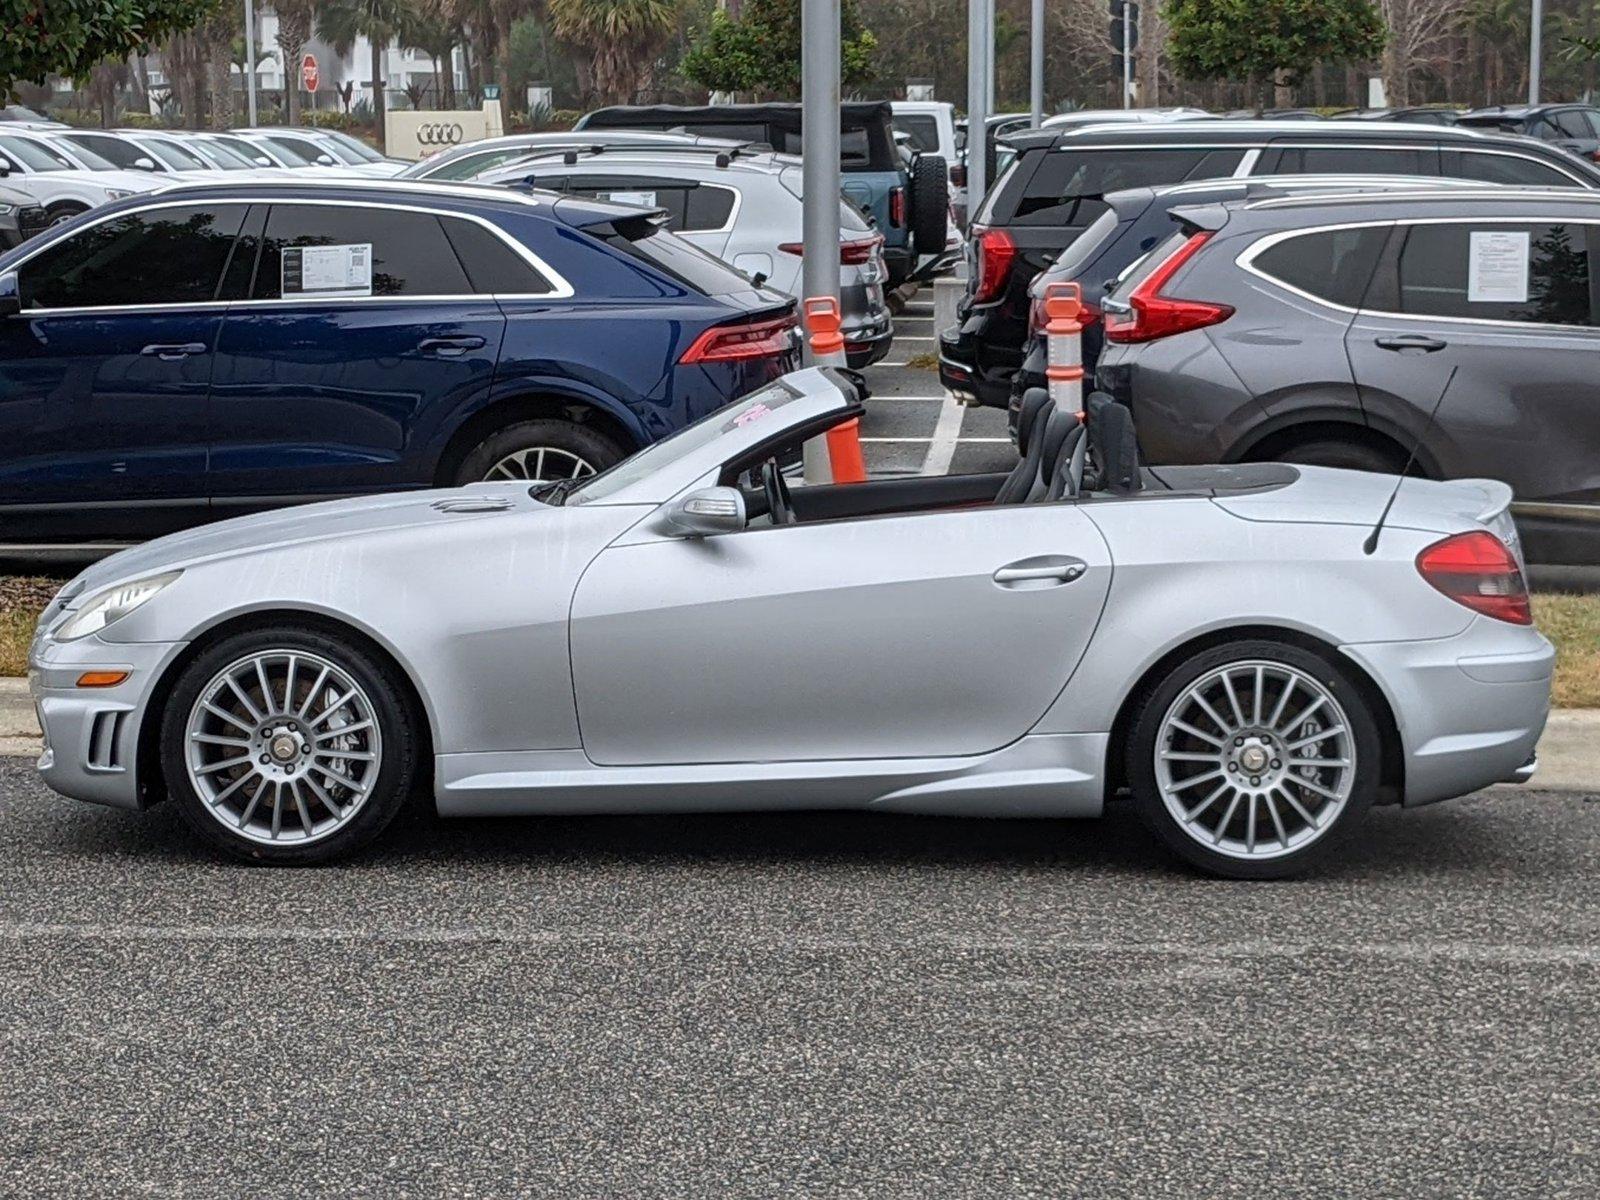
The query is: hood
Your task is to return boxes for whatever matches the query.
[1215,466,1514,537]
[72,485,551,595]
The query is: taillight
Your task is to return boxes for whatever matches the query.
[1416,531,1531,625]
[950,164,967,187]
[778,234,884,265]
[971,226,1015,304]
[679,314,797,364]
[1103,231,1233,344]
[889,186,906,227]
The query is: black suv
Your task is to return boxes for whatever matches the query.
[939,119,1600,408]
[1458,104,1600,162]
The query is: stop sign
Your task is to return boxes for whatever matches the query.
[301,53,319,92]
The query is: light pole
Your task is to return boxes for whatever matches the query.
[800,0,841,320]
[967,0,992,216]
[1030,0,1044,128]
[243,0,259,126]
[1529,0,1543,105]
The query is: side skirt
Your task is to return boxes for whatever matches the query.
[434,733,1109,819]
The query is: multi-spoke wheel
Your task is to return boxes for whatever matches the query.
[1128,641,1380,880]
[161,626,419,864]
[453,418,625,487]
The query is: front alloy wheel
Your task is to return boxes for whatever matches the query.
[162,625,419,864]
[1129,641,1379,879]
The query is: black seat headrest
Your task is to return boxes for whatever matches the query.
[1033,407,1080,494]
[1015,387,1051,457]
[1086,391,1141,494]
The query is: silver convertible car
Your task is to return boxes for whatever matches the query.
[29,368,1552,878]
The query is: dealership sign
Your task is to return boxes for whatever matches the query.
[385,110,491,161]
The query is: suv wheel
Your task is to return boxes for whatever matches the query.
[1126,640,1380,880]
[454,419,626,485]
[909,153,950,256]
[47,201,88,226]
[1277,438,1404,474]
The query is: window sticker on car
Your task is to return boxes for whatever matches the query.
[282,243,373,298]
[1468,230,1530,303]
[602,191,658,208]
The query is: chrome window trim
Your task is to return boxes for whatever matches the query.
[7,194,575,314]
[1238,214,1600,332]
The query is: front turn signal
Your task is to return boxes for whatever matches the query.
[76,671,129,688]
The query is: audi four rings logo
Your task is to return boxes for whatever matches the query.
[417,123,465,147]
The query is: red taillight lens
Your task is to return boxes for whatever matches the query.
[1103,231,1233,344]
[971,226,1015,304]
[889,186,906,227]
[679,314,797,364]
[1416,531,1531,625]
[782,236,884,265]
[951,164,967,187]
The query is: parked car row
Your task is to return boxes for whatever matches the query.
[936,117,1600,568]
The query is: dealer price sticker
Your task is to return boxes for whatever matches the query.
[282,243,374,299]
[1467,230,1529,304]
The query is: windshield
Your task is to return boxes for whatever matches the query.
[189,138,255,169]
[567,380,801,505]
[214,134,274,165]
[0,135,77,171]
[324,130,386,163]
[142,138,208,171]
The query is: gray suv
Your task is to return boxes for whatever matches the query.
[1094,186,1600,565]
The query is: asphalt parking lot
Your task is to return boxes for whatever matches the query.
[3,753,1598,1195]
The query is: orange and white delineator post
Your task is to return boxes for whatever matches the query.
[1042,281,1086,418]
[801,297,867,484]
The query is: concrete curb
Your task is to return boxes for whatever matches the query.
[1,676,1595,791]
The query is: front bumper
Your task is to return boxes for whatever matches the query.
[1342,618,1555,808]
[28,632,186,811]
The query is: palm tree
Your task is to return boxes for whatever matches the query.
[275,0,317,124]
[319,0,410,149]
[548,0,678,105]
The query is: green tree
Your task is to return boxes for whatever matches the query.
[548,0,679,104]
[680,0,876,98]
[1,0,212,97]
[1164,0,1385,107]
[275,0,316,123]
[319,0,409,149]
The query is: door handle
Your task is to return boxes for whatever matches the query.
[417,335,487,356]
[1374,334,1447,354]
[140,342,207,361]
[993,558,1087,587]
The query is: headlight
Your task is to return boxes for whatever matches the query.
[54,571,180,641]
[105,188,134,201]
[0,204,14,215]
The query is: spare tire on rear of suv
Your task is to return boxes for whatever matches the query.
[910,153,949,256]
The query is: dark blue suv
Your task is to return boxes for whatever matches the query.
[0,180,798,551]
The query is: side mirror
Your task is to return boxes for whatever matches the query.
[316,154,336,166]
[660,486,745,538]
[133,157,158,172]
[253,156,272,167]
[0,157,10,178]
[0,271,21,317]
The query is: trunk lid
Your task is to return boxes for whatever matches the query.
[1214,465,1515,541]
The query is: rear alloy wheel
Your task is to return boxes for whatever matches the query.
[161,626,419,864]
[454,418,625,486]
[1127,640,1380,879]
[47,202,88,227]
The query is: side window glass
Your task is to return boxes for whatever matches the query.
[19,204,245,309]
[1452,151,1578,187]
[1287,146,1431,175]
[1555,110,1592,139]
[1393,222,1594,326]
[1189,149,1246,178]
[1251,226,1389,308]
[253,205,473,299]
[683,185,736,231]
[1584,110,1600,138]
[1014,149,1210,227]
[440,216,555,295]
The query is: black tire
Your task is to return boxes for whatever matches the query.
[1125,639,1381,880]
[1277,439,1405,474]
[160,624,421,865]
[909,153,949,256]
[46,201,88,227]
[453,418,626,485]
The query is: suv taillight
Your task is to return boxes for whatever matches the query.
[679,314,797,364]
[971,226,1015,304]
[1416,531,1531,625]
[950,164,967,187]
[1102,231,1233,344]
[889,186,906,227]
[778,234,884,265]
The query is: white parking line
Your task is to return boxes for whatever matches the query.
[895,335,936,342]
[861,437,1011,443]
[920,393,965,476]
[871,394,949,401]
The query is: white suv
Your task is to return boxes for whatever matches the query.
[0,130,163,224]
[481,146,896,368]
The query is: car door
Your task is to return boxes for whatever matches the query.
[207,200,505,508]
[1346,217,1600,513]
[569,504,1113,766]
[0,201,246,541]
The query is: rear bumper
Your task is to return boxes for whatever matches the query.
[1341,619,1554,808]
[937,322,1011,408]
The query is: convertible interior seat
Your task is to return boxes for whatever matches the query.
[993,387,1054,505]
[1028,406,1084,502]
[1084,392,1142,495]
